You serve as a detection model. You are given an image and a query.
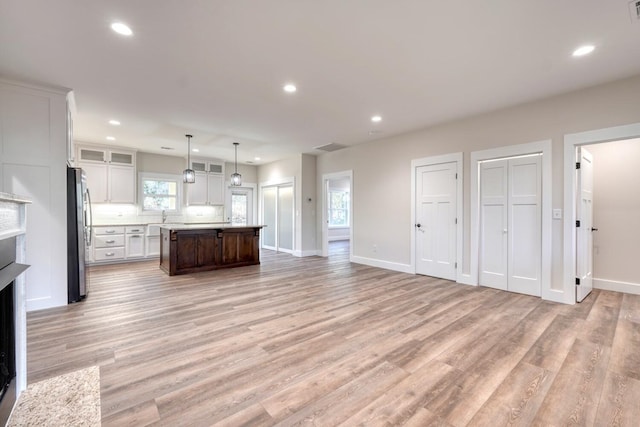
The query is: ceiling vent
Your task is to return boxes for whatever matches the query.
[630,0,640,23]
[314,143,346,152]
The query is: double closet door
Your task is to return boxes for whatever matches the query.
[479,155,541,296]
[262,184,294,253]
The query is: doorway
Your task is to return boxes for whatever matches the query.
[562,123,640,304]
[470,140,552,299]
[321,171,352,258]
[261,182,294,253]
[227,185,256,226]
[411,153,462,281]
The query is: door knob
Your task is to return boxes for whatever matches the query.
[591,227,599,232]
[415,223,421,228]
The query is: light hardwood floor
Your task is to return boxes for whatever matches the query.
[27,242,640,426]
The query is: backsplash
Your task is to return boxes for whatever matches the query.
[92,204,226,225]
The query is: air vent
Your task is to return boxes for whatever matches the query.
[630,0,640,22]
[160,146,174,150]
[314,143,346,152]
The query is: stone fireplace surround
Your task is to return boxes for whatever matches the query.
[0,192,30,425]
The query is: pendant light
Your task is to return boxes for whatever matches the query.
[231,142,242,186]
[183,134,195,183]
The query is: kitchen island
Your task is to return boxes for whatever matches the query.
[159,224,263,276]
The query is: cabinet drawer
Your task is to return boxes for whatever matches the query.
[94,234,125,248]
[94,226,125,235]
[126,226,146,234]
[94,247,125,261]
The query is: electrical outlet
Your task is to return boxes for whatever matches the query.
[553,209,562,219]
[372,244,377,253]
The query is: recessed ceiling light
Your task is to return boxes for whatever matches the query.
[192,148,199,153]
[254,157,261,161]
[111,22,133,36]
[106,136,116,141]
[108,119,121,126]
[371,115,382,123]
[283,84,297,93]
[572,45,595,57]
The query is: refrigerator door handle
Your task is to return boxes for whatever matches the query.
[85,188,93,246]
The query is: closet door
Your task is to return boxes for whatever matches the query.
[277,185,294,252]
[508,156,541,296]
[479,155,541,296]
[262,187,277,250]
[479,160,508,290]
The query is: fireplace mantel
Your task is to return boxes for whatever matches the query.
[0,192,30,419]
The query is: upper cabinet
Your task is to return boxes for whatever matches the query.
[186,158,225,206]
[77,145,136,203]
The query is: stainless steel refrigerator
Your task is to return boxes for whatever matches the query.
[67,167,92,303]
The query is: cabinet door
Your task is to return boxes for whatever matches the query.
[81,162,108,203]
[109,165,135,203]
[146,235,160,257]
[186,172,208,205]
[208,174,225,205]
[78,147,107,163]
[197,235,216,266]
[109,150,135,166]
[126,234,145,258]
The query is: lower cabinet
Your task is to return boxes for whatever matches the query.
[91,225,149,264]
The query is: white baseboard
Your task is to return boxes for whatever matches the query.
[456,273,476,286]
[351,255,413,274]
[293,249,321,257]
[593,278,640,296]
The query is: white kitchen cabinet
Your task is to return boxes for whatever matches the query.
[77,144,136,204]
[186,158,225,206]
[145,224,161,257]
[109,165,135,203]
[93,226,125,262]
[126,226,145,258]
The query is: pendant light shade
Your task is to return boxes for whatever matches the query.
[183,134,195,183]
[231,142,242,186]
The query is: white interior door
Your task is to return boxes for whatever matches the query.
[508,156,542,296]
[277,185,294,252]
[479,155,541,296]
[576,147,594,302]
[479,160,508,290]
[415,162,457,280]
[262,187,277,249]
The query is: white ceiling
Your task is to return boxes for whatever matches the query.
[1,1,640,164]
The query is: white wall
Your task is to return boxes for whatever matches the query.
[316,74,640,296]
[588,138,640,288]
[0,78,69,311]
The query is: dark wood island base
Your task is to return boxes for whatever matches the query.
[159,225,263,276]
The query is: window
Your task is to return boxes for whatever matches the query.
[328,190,349,226]
[139,173,181,211]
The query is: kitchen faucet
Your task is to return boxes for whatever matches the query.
[162,209,167,223]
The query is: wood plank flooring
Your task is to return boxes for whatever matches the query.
[26,242,640,426]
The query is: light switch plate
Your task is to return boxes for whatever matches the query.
[553,209,562,219]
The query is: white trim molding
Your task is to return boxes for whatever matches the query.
[564,122,640,304]
[410,152,463,281]
[351,255,413,274]
[593,278,640,296]
[470,140,553,300]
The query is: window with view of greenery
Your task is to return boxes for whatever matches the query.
[328,190,349,226]
[142,178,178,211]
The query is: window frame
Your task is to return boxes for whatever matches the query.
[138,172,183,214]
[328,189,350,228]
